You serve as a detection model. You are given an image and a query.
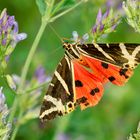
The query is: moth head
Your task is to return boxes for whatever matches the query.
[63,42,72,50]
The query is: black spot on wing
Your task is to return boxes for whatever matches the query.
[119,69,129,79]
[84,102,89,106]
[75,80,83,87]
[108,76,116,82]
[76,97,89,107]
[77,97,87,104]
[119,68,127,75]
[90,88,100,96]
[101,62,109,69]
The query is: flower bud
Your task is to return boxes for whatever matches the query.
[0,9,27,70]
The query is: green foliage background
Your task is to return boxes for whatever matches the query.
[1,0,140,140]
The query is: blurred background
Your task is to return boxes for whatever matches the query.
[0,0,140,140]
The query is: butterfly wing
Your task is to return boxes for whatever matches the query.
[40,55,76,121]
[73,60,104,110]
[78,43,140,69]
[77,43,140,86]
[81,55,133,86]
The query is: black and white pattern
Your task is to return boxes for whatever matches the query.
[40,56,76,121]
[77,43,140,69]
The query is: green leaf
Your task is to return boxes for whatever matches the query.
[52,0,76,16]
[60,0,76,10]
[36,0,47,16]
[63,0,76,6]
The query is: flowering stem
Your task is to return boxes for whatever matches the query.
[9,20,48,140]
[8,19,48,136]
[25,82,49,93]
[18,20,48,91]
[10,110,23,140]
[8,97,19,123]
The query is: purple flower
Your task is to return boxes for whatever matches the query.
[80,33,89,44]
[92,9,105,34]
[92,8,120,41]
[35,66,51,84]
[71,31,89,44]
[57,133,69,140]
[92,24,97,33]
[111,24,118,31]
[71,31,79,42]
[106,0,116,8]
[100,23,104,31]
[102,9,110,20]
[0,9,27,68]
[12,74,21,86]
[106,0,123,9]
[5,55,10,62]
[123,0,140,33]
[0,87,9,123]
[0,9,27,48]
[96,9,102,25]
[0,87,5,110]
[0,87,11,139]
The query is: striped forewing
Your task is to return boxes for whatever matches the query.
[78,43,140,69]
[40,55,75,121]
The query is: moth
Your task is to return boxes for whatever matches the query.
[40,42,140,121]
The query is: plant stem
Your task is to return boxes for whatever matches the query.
[18,20,48,91]
[8,97,19,123]
[10,111,23,140]
[25,82,49,93]
[8,19,49,133]
[9,19,49,140]
[50,0,86,22]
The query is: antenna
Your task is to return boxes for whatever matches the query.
[49,24,63,43]
[47,24,64,57]
[48,24,74,44]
